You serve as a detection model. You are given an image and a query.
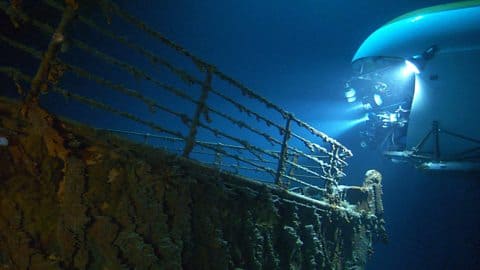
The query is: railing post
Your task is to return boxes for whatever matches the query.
[325,146,341,203]
[274,114,292,187]
[183,68,212,157]
[26,0,77,105]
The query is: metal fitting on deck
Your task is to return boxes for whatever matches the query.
[363,169,384,217]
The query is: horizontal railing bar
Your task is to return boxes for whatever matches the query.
[103,0,292,118]
[0,34,195,127]
[97,129,329,160]
[95,128,332,175]
[170,149,278,168]
[0,65,339,186]
[290,174,328,179]
[94,128,284,176]
[200,155,327,173]
[36,0,295,144]
[67,65,192,123]
[51,90,185,139]
[95,128,186,142]
[196,123,336,179]
[211,71,287,117]
[289,148,345,178]
[71,38,200,103]
[0,33,42,58]
[17,2,290,147]
[0,38,344,183]
[97,128,334,186]
[0,4,203,109]
[291,117,352,156]
[41,0,200,86]
[73,38,283,146]
[284,159,322,178]
[81,98,177,141]
[69,37,285,146]
[196,141,277,177]
[3,0,352,186]
[229,166,269,173]
[96,127,268,152]
[220,164,275,174]
[208,88,285,132]
[281,174,324,192]
[289,132,349,167]
[0,66,185,139]
[98,0,353,157]
[288,146,332,170]
[206,105,282,146]
[102,0,209,70]
[197,122,276,163]
[290,132,329,154]
[95,0,297,123]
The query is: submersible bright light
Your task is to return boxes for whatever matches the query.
[389,113,398,122]
[345,87,357,103]
[403,60,420,76]
[345,88,356,98]
[373,94,383,106]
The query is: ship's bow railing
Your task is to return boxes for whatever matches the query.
[0,0,352,200]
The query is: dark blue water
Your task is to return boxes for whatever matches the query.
[121,1,480,269]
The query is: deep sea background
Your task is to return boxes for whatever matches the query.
[117,1,479,269]
[2,0,480,269]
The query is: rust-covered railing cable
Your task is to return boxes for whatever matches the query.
[0,66,186,139]
[96,0,353,175]
[42,0,200,86]
[193,141,327,190]
[196,141,277,177]
[90,128,332,179]
[92,129,331,164]
[0,0,354,194]
[208,88,285,134]
[196,121,278,162]
[98,0,352,154]
[0,3,200,105]
[285,147,335,174]
[0,2,285,149]
[40,0,294,151]
[0,34,193,125]
[101,0,289,117]
[92,128,331,167]
[0,59,324,187]
[0,31,283,177]
[291,118,352,158]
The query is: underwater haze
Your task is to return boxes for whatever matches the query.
[119,0,480,269]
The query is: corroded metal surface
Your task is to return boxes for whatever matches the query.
[0,98,385,269]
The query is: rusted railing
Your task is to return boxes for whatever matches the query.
[0,0,352,198]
